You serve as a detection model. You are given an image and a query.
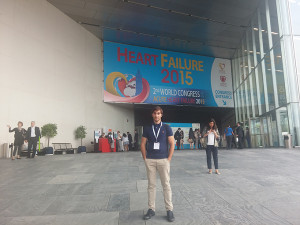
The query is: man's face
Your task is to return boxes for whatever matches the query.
[152,110,162,123]
[31,122,35,127]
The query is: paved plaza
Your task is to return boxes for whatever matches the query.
[0,149,300,225]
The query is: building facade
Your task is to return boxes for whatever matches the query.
[232,0,300,147]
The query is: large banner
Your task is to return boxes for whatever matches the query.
[103,42,233,107]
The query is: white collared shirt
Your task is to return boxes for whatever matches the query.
[31,126,36,137]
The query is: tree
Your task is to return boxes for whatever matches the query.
[75,126,87,146]
[41,123,57,147]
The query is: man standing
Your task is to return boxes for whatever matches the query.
[174,128,181,150]
[236,122,244,149]
[141,106,175,222]
[26,121,41,158]
[224,124,234,150]
[127,132,133,150]
[134,130,138,151]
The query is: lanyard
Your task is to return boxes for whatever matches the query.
[152,122,162,142]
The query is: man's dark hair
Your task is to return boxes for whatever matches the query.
[151,106,163,115]
[178,128,181,130]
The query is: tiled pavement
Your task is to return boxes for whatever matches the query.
[0,149,300,225]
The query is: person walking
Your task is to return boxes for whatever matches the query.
[174,128,181,150]
[141,106,175,222]
[7,122,26,160]
[25,121,41,158]
[203,118,220,175]
[236,122,244,149]
[188,128,194,149]
[224,125,234,150]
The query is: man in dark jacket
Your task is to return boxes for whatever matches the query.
[174,128,181,150]
[127,132,133,150]
[134,130,138,151]
[236,122,244,149]
[26,121,41,158]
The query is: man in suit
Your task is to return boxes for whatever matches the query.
[26,121,41,158]
[127,132,133,151]
[236,122,244,149]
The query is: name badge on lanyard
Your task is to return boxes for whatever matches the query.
[152,122,162,150]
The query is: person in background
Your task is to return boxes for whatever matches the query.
[108,132,114,152]
[123,133,129,151]
[194,129,199,149]
[188,128,194,149]
[245,127,251,148]
[117,131,124,152]
[236,122,244,149]
[174,128,181,150]
[224,124,234,150]
[7,122,26,160]
[127,132,133,150]
[134,130,139,151]
[198,130,202,149]
[203,118,220,175]
[141,106,175,222]
[180,129,184,149]
[26,121,41,158]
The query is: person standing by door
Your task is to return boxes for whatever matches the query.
[127,132,133,150]
[236,122,244,149]
[245,127,251,148]
[134,130,139,151]
[7,122,26,160]
[188,128,194,149]
[26,121,41,158]
[141,106,175,222]
[224,125,234,150]
[174,128,181,150]
[203,118,220,175]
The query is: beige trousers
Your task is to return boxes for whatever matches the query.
[145,158,173,211]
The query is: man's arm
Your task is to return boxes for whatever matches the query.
[140,137,147,160]
[168,136,175,161]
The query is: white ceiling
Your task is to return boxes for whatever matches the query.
[47,0,263,58]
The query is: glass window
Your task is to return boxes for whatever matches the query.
[246,77,253,118]
[273,44,287,106]
[252,12,261,65]
[264,53,275,111]
[247,29,255,73]
[259,1,270,54]
[257,63,266,114]
[251,71,259,116]
[268,0,280,46]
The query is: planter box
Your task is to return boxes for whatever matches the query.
[78,146,86,153]
[45,147,53,155]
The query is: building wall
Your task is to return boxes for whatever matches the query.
[0,0,134,150]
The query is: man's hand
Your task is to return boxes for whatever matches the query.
[7,125,11,128]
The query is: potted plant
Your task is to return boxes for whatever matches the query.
[75,125,87,153]
[41,123,57,155]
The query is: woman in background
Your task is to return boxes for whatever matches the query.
[122,133,129,151]
[7,121,26,160]
[203,118,220,175]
